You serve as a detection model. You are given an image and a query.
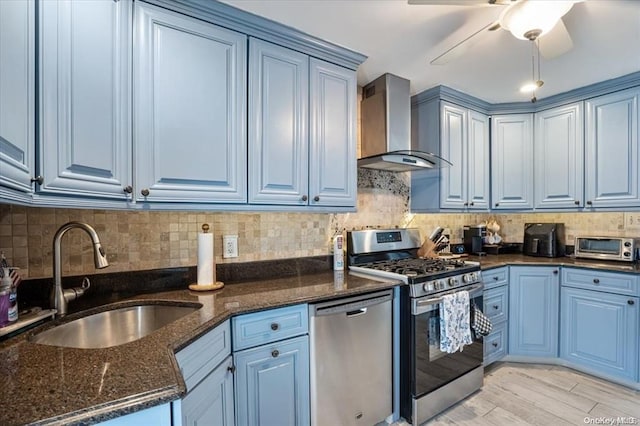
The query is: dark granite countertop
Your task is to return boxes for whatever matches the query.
[0,270,400,426]
[475,254,640,274]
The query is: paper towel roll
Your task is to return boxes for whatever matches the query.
[197,232,215,285]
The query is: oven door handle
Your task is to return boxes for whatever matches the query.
[412,283,484,315]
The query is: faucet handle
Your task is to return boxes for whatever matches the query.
[81,277,91,290]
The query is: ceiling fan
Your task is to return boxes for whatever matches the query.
[409,0,582,65]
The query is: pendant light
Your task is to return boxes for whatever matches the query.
[520,36,543,103]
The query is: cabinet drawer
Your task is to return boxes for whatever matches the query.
[484,321,507,366]
[562,267,639,296]
[176,320,231,392]
[482,267,508,290]
[484,286,508,323]
[232,304,308,351]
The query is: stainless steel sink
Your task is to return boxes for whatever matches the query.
[30,303,202,349]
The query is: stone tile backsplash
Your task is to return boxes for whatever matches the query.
[0,171,636,279]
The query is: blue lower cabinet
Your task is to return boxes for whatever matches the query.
[97,404,171,426]
[234,334,310,426]
[561,287,639,382]
[508,266,559,357]
[484,321,507,366]
[177,355,235,426]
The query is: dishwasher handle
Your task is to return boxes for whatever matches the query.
[310,289,393,317]
[346,307,367,317]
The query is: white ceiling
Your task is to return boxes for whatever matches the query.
[221,0,640,103]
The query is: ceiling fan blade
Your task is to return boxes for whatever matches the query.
[408,0,513,5]
[538,18,573,59]
[430,21,498,65]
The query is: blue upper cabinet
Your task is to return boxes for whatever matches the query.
[134,2,247,203]
[491,114,534,210]
[0,0,35,195]
[248,39,356,208]
[439,102,467,209]
[534,103,584,209]
[466,110,490,210]
[585,87,640,208]
[249,38,309,205]
[308,58,357,207]
[508,266,559,357]
[413,100,489,212]
[39,0,132,200]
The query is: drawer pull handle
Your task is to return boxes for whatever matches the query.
[270,323,279,331]
[492,342,498,347]
[628,300,635,306]
[271,350,279,358]
[493,305,499,310]
[593,279,600,284]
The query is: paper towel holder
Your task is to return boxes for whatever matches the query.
[189,223,225,292]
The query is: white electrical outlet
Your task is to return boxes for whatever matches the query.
[623,213,640,230]
[223,235,238,258]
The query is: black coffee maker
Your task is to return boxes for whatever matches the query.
[463,225,486,255]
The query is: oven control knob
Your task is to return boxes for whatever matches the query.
[436,280,444,290]
[423,282,435,292]
[463,273,475,283]
[448,277,457,287]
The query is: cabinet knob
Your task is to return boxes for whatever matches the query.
[227,364,236,373]
[493,305,499,310]
[593,278,600,284]
[123,185,133,194]
[574,200,580,205]
[313,196,320,202]
[492,342,498,347]
[30,175,44,185]
[470,202,474,206]
[463,202,469,207]
[270,323,279,331]
[301,195,308,202]
[628,300,635,305]
[141,188,150,197]
[495,202,499,207]
[493,276,499,281]
[271,350,279,358]
[553,270,559,275]
[586,200,593,205]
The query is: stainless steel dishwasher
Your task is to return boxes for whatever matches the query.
[309,289,393,425]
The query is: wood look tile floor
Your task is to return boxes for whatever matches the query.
[401,362,640,425]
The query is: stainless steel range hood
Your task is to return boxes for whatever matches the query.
[359,73,451,172]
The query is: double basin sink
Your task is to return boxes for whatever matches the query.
[30,302,202,349]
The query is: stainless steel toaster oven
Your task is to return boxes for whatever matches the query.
[574,236,640,262]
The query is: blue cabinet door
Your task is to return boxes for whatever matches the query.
[467,110,490,210]
[561,287,639,382]
[248,38,309,205]
[439,102,467,209]
[491,114,534,209]
[0,0,35,194]
[180,355,235,426]
[508,266,559,357]
[534,103,584,209]
[134,2,247,203]
[235,335,310,426]
[309,59,357,207]
[585,87,640,208]
[39,0,132,200]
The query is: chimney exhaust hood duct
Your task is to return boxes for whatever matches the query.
[358,73,451,172]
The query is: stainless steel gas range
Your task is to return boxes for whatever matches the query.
[347,228,484,425]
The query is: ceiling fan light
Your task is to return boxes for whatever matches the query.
[520,82,539,93]
[500,0,575,41]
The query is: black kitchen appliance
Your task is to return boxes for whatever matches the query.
[523,223,566,257]
[463,225,486,255]
[346,228,483,425]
